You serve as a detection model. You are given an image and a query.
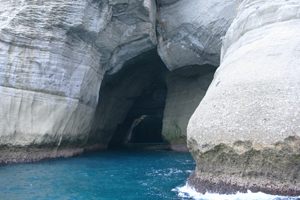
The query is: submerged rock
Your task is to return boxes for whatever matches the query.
[187,0,300,196]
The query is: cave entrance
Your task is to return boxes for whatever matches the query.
[110,76,167,149]
[92,50,168,149]
[108,51,168,149]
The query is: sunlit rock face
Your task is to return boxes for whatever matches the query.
[157,0,239,71]
[0,0,156,151]
[188,0,300,196]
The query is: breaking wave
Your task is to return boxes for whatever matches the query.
[172,183,300,200]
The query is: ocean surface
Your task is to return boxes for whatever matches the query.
[0,150,299,200]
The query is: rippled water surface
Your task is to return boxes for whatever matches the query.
[1,150,299,200]
[0,150,195,200]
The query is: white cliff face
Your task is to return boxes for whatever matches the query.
[0,0,156,147]
[188,0,300,151]
[157,0,239,70]
[1,4,299,196]
[188,0,300,195]
[0,0,243,151]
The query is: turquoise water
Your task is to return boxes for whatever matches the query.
[0,150,195,200]
[1,150,299,200]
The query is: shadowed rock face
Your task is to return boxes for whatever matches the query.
[162,66,215,149]
[188,0,300,195]
[92,50,217,151]
[157,0,239,71]
[156,0,240,149]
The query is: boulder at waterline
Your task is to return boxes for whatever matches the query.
[187,0,300,196]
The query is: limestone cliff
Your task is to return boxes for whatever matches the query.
[0,0,157,161]
[188,0,300,195]
[157,0,239,146]
[0,0,236,159]
[162,67,214,150]
[157,0,239,70]
[1,1,299,197]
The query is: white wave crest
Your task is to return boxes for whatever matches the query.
[172,183,300,200]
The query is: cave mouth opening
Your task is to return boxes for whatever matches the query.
[109,79,167,149]
[96,50,169,150]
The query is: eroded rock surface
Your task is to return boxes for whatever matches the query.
[0,0,242,161]
[188,0,300,195]
[157,0,239,70]
[0,0,157,162]
[162,66,214,151]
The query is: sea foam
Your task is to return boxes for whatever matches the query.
[172,183,300,200]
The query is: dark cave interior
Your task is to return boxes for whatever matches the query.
[108,51,168,148]
[92,50,169,149]
[109,77,167,147]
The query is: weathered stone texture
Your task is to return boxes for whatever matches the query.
[157,0,239,70]
[162,66,214,147]
[0,0,157,148]
[188,0,300,195]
